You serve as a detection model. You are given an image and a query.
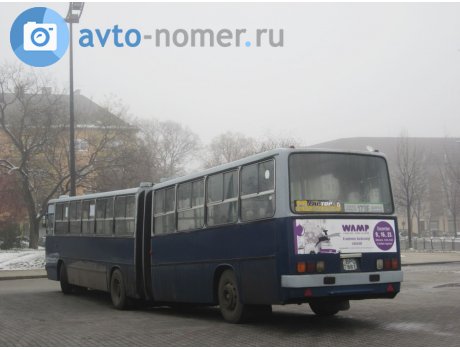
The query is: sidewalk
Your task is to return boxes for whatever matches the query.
[401,251,460,266]
[1,252,460,281]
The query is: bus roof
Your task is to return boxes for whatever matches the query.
[48,187,140,204]
[48,147,388,203]
[154,147,387,189]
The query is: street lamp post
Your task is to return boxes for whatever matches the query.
[65,2,84,197]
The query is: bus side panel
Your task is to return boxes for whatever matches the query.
[152,265,176,301]
[68,258,108,291]
[45,235,59,280]
[46,235,136,296]
[239,258,278,304]
[150,218,283,305]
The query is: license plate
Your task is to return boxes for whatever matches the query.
[342,258,358,271]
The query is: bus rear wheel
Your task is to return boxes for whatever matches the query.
[218,270,247,323]
[59,263,73,295]
[247,304,272,320]
[309,300,349,316]
[110,269,128,310]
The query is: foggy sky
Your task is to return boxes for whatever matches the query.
[1,2,460,145]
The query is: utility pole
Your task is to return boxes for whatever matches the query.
[65,2,85,196]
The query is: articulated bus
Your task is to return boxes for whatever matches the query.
[45,148,403,323]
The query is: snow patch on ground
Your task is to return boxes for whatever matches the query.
[0,248,45,270]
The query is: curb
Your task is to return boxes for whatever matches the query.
[0,269,47,281]
[401,260,460,267]
[2,260,460,281]
[0,274,47,281]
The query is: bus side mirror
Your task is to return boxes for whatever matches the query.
[42,215,47,228]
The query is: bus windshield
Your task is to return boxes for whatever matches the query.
[289,153,393,214]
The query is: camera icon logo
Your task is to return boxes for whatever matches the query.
[23,22,57,51]
[10,7,69,67]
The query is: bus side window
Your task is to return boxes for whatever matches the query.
[125,196,135,234]
[207,170,238,227]
[55,202,70,234]
[115,196,127,235]
[154,189,165,215]
[224,170,238,200]
[105,197,114,235]
[222,170,238,223]
[165,187,175,213]
[177,179,204,231]
[154,187,176,234]
[192,179,204,207]
[46,204,55,235]
[115,196,135,236]
[241,164,258,195]
[207,173,223,203]
[96,199,106,235]
[259,160,275,193]
[192,179,205,229]
[55,203,63,234]
[76,201,82,233]
[63,202,69,233]
[69,200,82,234]
[240,160,275,222]
[82,200,95,234]
[177,182,191,231]
[178,182,191,210]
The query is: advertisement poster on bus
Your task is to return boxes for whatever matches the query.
[294,219,397,255]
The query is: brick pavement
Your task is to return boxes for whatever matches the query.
[1,263,460,346]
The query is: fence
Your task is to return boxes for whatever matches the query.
[400,237,460,251]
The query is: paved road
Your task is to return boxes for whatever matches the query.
[1,263,460,346]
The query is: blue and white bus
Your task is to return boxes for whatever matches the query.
[45,148,403,323]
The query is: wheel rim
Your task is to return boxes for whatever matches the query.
[112,277,121,301]
[221,281,237,311]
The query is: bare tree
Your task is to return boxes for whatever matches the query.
[140,119,200,182]
[0,64,144,248]
[0,64,69,248]
[412,177,429,236]
[203,132,300,168]
[84,96,152,191]
[256,135,299,153]
[0,175,25,226]
[90,129,152,191]
[392,133,428,248]
[204,132,257,168]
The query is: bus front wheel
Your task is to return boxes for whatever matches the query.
[110,269,128,310]
[59,263,73,295]
[218,270,247,323]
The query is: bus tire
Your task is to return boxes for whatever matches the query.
[110,269,128,310]
[218,270,247,323]
[59,263,73,295]
[72,285,87,294]
[249,304,272,319]
[309,300,341,316]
